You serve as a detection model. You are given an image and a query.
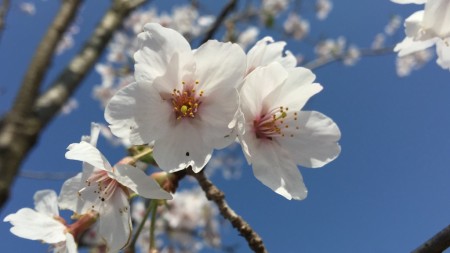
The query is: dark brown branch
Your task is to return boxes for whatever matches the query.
[303,46,395,70]
[412,224,450,253]
[187,169,268,253]
[199,0,237,44]
[0,0,148,210]
[0,0,10,40]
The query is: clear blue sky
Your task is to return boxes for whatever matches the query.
[1,1,450,252]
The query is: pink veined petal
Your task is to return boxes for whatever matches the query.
[193,40,247,92]
[436,39,450,70]
[249,140,308,200]
[98,188,132,253]
[240,63,289,118]
[65,233,78,253]
[65,141,113,172]
[34,189,59,217]
[134,23,192,83]
[4,208,66,244]
[278,111,341,168]
[153,120,212,173]
[423,0,450,38]
[58,172,97,214]
[105,82,172,145]
[113,164,172,200]
[394,37,435,57]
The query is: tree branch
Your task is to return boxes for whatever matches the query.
[0,0,149,210]
[412,224,450,253]
[0,0,10,41]
[199,0,237,44]
[187,169,268,253]
[303,46,395,70]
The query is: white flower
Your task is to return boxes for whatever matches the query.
[237,62,341,200]
[59,123,172,252]
[393,0,450,70]
[316,0,332,20]
[391,0,426,4]
[4,190,77,253]
[283,13,310,40]
[105,23,246,173]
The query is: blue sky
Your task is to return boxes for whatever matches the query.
[1,0,450,252]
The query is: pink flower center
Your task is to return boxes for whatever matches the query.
[253,106,300,140]
[80,170,120,203]
[171,81,204,120]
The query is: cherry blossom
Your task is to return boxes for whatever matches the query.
[105,23,246,173]
[59,123,171,252]
[4,190,77,253]
[237,62,341,200]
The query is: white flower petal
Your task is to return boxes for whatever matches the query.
[394,37,435,57]
[105,82,172,145]
[113,164,172,199]
[249,141,308,200]
[134,23,192,82]
[34,190,59,217]
[4,208,66,243]
[65,141,112,172]
[193,40,247,91]
[58,173,85,213]
[405,11,425,39]
[98,189,131,253]
[65,233,78,253]
[436,39,450,70]
[153,121,212,173]
[423,0,450,38]
[279,111,341,168]
[247,37,297,73]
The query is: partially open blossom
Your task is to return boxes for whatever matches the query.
[4,190,77,253]
[237,62,341,200]
[105,23,246,173]
[59,123,171,252]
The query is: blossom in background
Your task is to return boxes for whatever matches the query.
[237,26,260,50]
[105,23,246,173]
[316,0,332,20]
[283,13,310,40]
[393,0,450,70]
[396,48,434,76]
[315,37,346,58]
[343,45,361,66]
[4,190,77,253]
[237,62,341,200]
[19,2,36,15]
[59,123,171,252]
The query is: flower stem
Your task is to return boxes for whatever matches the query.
[128,199,154,251]
[149,199,158,251]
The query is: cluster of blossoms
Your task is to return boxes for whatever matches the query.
[392,0,450,71]
[5,21,341,252]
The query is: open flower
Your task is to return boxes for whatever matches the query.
[59,123,172,252]
[105,23,246,173]
[4,190,77,253]
[393,0,450,70]
[237,62,341,200]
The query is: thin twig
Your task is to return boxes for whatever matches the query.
[0,0,149,210]
[187,169,268,253]
[303,46,395,70]
[0,0,10,41]
[199,0,237,44]
[412,224,450,253]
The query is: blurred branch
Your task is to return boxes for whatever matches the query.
[187,169,268,253]
[0,0,149,210]
[303,46,395,70]
[412,224,450,253]
[0,0,10,40]
[200,0,237,44]
[19,170,76,180]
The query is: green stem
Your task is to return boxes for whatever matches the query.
[149,200,158,251]
[129,199,154,250]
